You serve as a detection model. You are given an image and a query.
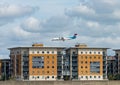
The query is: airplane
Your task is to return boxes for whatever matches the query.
[52,34,77,41]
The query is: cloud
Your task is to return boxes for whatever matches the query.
[0,4,38,26]
[21,15,72,33]
[21,17,42,32]
[42,16,72,32]
[66,0,120,24]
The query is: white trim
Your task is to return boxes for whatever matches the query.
[29,75,57,81]
[78,75,103,80]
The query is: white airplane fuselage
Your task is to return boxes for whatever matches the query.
[52,34,77,41]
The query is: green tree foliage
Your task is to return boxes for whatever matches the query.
[108,74,120,80]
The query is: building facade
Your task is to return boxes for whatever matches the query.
[9,43,108,81]
[0,59,11,80]
[107,56,118,76]
[9,44,65,81]
[63,44,108,80]
[113,49,120,74]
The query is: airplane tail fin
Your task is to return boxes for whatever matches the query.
[71,33,77,39]
[74,34,77,37]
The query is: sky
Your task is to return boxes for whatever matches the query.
[0,0,120,59]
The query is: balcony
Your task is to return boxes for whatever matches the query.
[72,72,78,75]
[23,54,29,57]
[23,69,29,71]
[23,73,29,76]
[57,69,62,71]
[23,64,29,67]
[63,71,70,75]
[72,54,78,56]
[72,63,78,66]
[72,68,78,71]
[23,58,29,61]
[57,63,62,66]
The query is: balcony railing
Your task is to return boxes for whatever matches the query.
[23,69,29,71]
[72,72,78,75]
[72,63,78,66]
[63,72,70,75]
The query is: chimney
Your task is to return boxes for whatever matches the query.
[32,43,44,47]
[75,43,87,48]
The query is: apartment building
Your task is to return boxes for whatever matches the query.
[9,43,108,81]
[0,59,11,80]
[9,44,65,81]
[113,49,120,73]
[107,56,118,75]
[63,44,108,80]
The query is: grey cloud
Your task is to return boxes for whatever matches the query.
[21,17,42,33]
[42,16,72,32]
[21,16,73,33]
[0,4,38,26]
[66,0,120,24]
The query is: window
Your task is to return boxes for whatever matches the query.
[47,56,49,58]
[37,76,39,78]
[98,76,100,78]
[90,76,92,78]
[32,76,34,78]
[94,52,96,54]
[32,56,44,68]
[17,51,19,54]
[90,56,92,59]
[98,56,100,59]
[47,71,49,73]
[81,52,83,54]
[52,56,54,59]
[94,56,96,59]
[89,52,92,54]
[52,51,54,54]
[81,61,83,64]
[32,51,34,54]
[52,76,54,78]
[81,66,83,68]
[85,61,87,64]
[37,51,39,53]
[94,76,96,78]
[98,52,100,54]
[85,52,87,54]
[42,51,44,54]
[81,76,83,78]
[90,62,100,73]
[47,51,49,54]
[47,76,49,78]
[85,66,87,68]
[47,66,49,68]
[52,61,54,64]
[52,66,54,68]
[85,56,87,59]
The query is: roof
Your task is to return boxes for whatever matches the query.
[113,49,120,51]
[67,47,109,49]
[8,46,66,50]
